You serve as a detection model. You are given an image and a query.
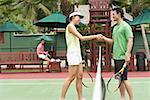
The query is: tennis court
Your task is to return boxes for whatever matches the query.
[0,72,149,100]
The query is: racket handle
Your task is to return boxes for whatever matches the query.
[123,63,127,68]
[119,63,127,74]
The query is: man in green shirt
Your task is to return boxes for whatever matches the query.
[98,8,133,100]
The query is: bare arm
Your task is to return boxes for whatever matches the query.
[68,24,97,41]
[39,49,47,54]
[125,37,133,63]
[37,45,47,54]
[97,34,114,45]
[126,37,133,54]
[103,36,114,44]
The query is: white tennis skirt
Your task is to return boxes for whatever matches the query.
[38,54,47,59]
[67,51,82,66]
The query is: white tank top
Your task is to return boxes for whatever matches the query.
[65,24,81,54]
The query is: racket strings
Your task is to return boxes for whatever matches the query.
[115,73,121,79]
[82,61,94,88]
[107,76,121,93]
[102,77,106,100]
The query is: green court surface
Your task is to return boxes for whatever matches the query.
[0,78,149,100]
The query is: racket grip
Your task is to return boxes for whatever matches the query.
[119,68,124,74]
[119,63,126,74]
[123,63,127,68]
[121,68,124,74]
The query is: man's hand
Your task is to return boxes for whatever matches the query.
[125,52,131,64]
[96,34,114,44]
[96,34,105,41]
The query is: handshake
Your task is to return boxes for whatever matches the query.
[95,34,106,41]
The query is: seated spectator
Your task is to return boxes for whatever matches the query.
[36,39,51,71]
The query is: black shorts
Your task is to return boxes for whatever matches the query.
[114,59,128,81]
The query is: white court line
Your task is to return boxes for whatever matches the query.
[0,78,94,81]
[0,77,149,82]
[0,81,94,85]
[0,78,64,81]
[0,81,149,86]
[0,77,149,81]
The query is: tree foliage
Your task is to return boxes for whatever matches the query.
[131,0,150,17]
[0,0,149,34]
[110,0,150,17]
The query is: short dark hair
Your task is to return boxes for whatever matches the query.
[40,38,44,42]
[112,8,124,18]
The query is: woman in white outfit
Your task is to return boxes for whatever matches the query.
[60,12,100,100]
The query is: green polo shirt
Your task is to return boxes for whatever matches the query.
[112,20,133,60]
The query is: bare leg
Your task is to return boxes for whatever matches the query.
[43,57,51,71]
[43,57,51,62]
[46,61,51,71]
[124,80,133,100]
[76,64,84,100]
[60,66,78,100]
[119,82,126,100]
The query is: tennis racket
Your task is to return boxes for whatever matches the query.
[107,63,127,93]
[102,76,106,100]
[82,61,94,88]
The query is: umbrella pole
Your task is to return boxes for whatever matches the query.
[55,29,57,51]
[141,24,150,60]
[10,33,12,52]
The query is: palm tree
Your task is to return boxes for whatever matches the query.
[0,0,21,24]
[0,0,40,33]
[60,0,73,16]
[12,0,51,19]
[60,0,89,17]
[110,0,131,7]
[131,0,150,17]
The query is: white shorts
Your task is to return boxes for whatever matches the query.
[67,52,82,66]
[38,54,47,59]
